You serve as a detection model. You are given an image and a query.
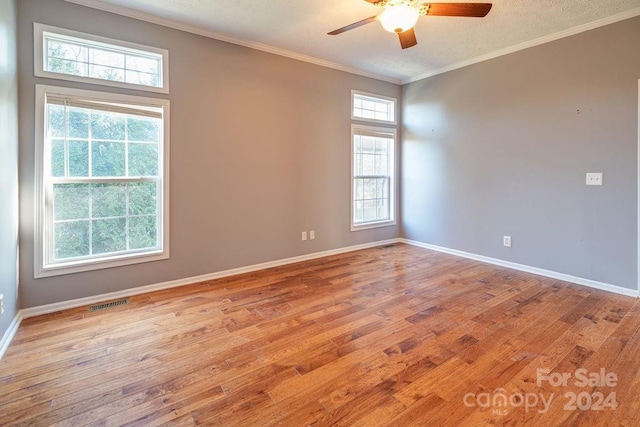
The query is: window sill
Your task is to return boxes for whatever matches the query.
[351,220,397,232]
[35,70,169,94]
[35,250,169,278]
[350,116,397,126]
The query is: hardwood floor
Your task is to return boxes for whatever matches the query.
[1,243,639,426]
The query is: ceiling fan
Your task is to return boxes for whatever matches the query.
[328,1,492,49]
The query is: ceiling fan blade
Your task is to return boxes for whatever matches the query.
[328,15,379,35]
[398,28,418,49]
[423,3,492,17]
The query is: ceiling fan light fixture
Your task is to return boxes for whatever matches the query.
[379,4,420,33]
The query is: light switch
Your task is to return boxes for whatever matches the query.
[586,173,603,186]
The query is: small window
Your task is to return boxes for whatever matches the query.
[351,125,396,230]
[34,23,169,93]
[35,85,170,277]
[352,91,396,124]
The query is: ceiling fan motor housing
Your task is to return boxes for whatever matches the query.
[379,4,421,33]
[330,2,492,50]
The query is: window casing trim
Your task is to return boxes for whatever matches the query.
[350,124,397,231]
[34,84,171,278]
[34,23,169,94]
[351,90,397,125]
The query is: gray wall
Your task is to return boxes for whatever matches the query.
[18,0,401,308]
[0,0,19,335]
[402,17,640,290]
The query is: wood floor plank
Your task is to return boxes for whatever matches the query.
[1,243,638,426]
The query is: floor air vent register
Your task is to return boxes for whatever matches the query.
[88,298,130,312]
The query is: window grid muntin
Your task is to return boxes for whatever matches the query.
[45,98,162,265]
[35,24,169,95]
[50,182,159,262]
[48,106,160,179]
[352,92,395,123]
[44,32,163,89]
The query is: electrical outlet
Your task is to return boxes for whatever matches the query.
[301,231,307,241]
[310,230,315,240]
[586,173,603,186]
[503,236,512,248]
[0,293,4,316]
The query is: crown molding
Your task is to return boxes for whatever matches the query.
[404,7,640,84]
[63,0,402,85]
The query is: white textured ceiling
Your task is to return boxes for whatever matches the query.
[66,0,640,83]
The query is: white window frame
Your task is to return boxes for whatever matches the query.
[34,84,170,278]
[351,124,397,231]
[34,23,169,94]
[351,90,397,125]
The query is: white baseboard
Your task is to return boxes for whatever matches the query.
[401,238,639,298]
[20,239,402,319]
[20,237,638,320]
[0,311,24,360]
[6,236,635,360]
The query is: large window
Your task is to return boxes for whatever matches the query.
[350,90,397,230]
[34,23,169,93]
[35,85,170,277]
[351,125,396,230]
